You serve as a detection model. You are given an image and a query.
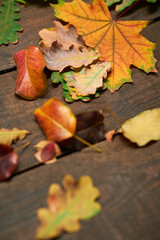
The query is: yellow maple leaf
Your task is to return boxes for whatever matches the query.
[52,0,157,92]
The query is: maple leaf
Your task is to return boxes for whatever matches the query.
[34,98,77,142]
[118,108,160,146]
[39,41,100,72]
[105,0,157,11]
[36,175,101,239]
[0,128,29,145]
[70,61,111,96]
[34,140,61,164]
[14,46,47,100]
[0,0,23,45]
[0,144,18,182]
[39,21,85,49]
[52,0,157,92]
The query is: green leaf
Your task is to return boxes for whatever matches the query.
[0,0,22,45]
[51,71,91,102]
[15,0,26,4]
[105,0,157,11]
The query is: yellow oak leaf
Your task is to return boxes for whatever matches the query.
[70,61,111,96]
[118,108,160,146]
[0,128,29,145]
[52,0,157,92]
[36,175,101,239]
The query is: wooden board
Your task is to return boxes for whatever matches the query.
[0,1,160,240]
[0,137,160,240]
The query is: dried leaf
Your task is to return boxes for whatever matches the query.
[0,128,29,145]
[105,0,157,11]
[118,108,160,146]
[34,98,77,142]
[34,140,61,164]
[70,61,111,96]
[39,41,100,72]
[60,110,104,151]
[36,175,101,239]
[52,0,157,92]
[0,144,18,182]
[51,71,91,102]
[39,21,85,49]
[0,0,22,45]
[14,46,47,100]
[105,129,115,142]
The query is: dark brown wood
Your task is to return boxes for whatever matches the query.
[0,1,160,240]
[0,137,160,240]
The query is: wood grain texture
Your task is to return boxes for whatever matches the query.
[0,2,160,240]
[0,137,160,240]
[0,21,159,173]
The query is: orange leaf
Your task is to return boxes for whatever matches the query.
[52,0,157,92]
[14,46,47,100]
[34,98,77,142]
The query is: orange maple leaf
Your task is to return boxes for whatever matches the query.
[52,0,157,92]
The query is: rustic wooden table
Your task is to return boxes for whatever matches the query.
[0,1,160,240]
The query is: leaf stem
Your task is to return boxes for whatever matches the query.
[73,135,102,153]
[115,0,141,21]
[15,142,30,152]
[107,107,121,128]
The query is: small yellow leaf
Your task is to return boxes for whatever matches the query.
[36,175,101,239]
[0,128,29,145]
[118,108,160,146]
[70,61,111,96]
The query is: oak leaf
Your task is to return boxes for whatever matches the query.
[0,128,29,145]
[118,108,160,146]
[0,144,18,182]
[52,0,157,92]
[14,46,47,100]
[39,41,100,72]
[34,98,77,142]
[39,21,85,49]
[51,71,91,102]
[0,0,22,45]
[36,175,101,239]
[70,61,111,96]
[34,140,61,164]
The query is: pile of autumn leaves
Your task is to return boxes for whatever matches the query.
[14,0,157,102]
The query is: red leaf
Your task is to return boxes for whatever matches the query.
[0,144,18,182]
[41,142,56,162]
[14,46,47,100]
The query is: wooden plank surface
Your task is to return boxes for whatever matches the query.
[0,1,160,240]
[0,137,160,240]
[0,47,159,173]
